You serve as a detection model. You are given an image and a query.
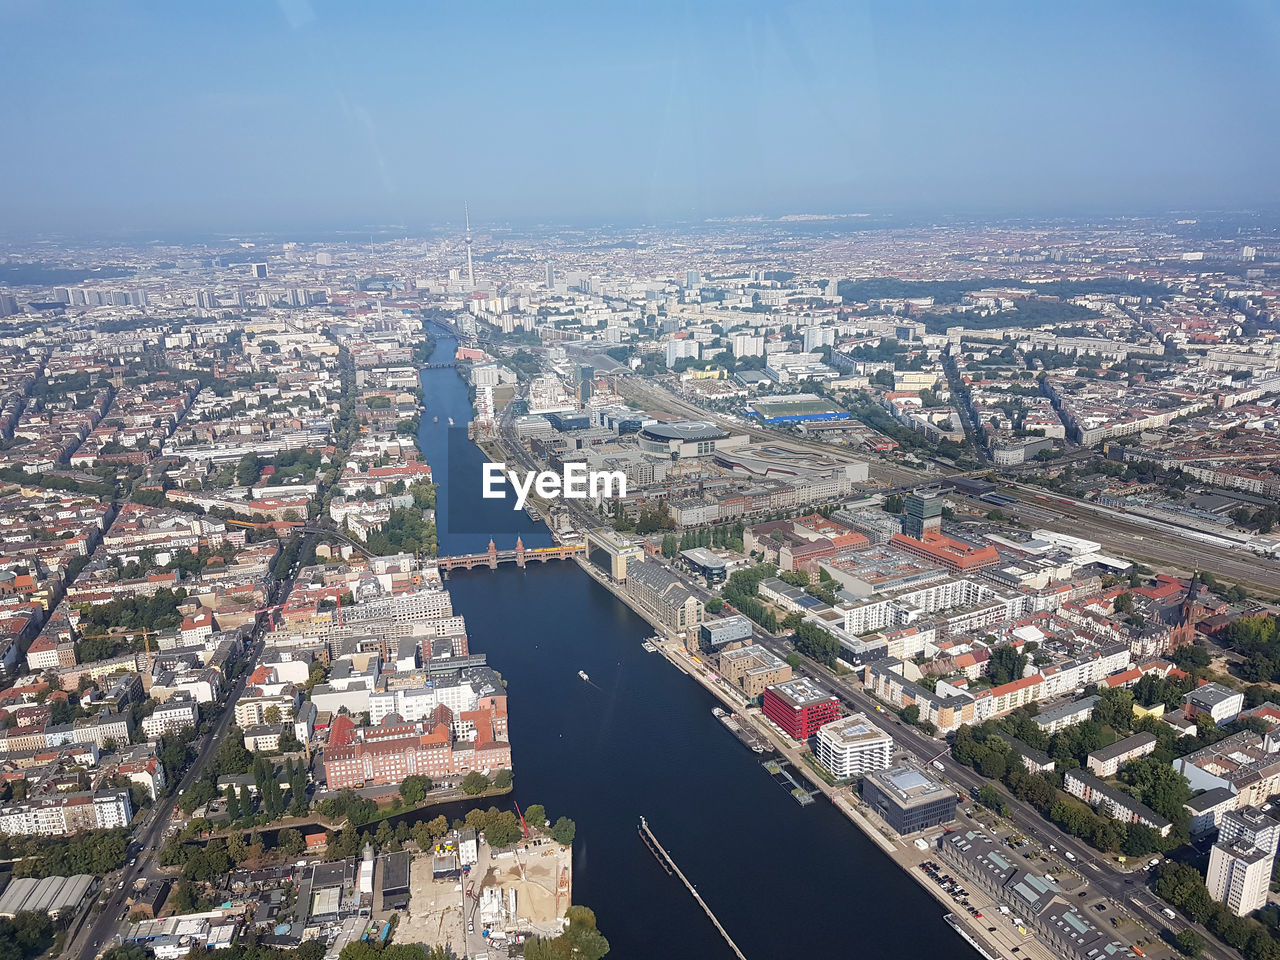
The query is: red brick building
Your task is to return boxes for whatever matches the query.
[762,678,841,740]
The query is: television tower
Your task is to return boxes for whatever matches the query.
[464,201,476,290]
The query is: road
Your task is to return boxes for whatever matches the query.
[69,558,303,960]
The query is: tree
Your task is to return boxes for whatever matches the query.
[484,811,523,848]
[524,803,546,828]
[263,705,282,725]
[460,771,490,795]
[987,645,1028,686]
[399,775,431,807]
[901,704,921,726]
[550,817,576,846]
[279,828,304,855]
[1175,929,1205,958]
[225,784,240,821]
[705,597,724,614]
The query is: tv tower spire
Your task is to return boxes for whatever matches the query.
[464,201,476,290]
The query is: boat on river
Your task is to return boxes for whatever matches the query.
[433,416,438,422]
[712,707,771,754]
[641,640,657,653]
[578,670,590,682]
[943,914,1001,960]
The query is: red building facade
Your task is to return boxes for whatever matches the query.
[762,679,841,740]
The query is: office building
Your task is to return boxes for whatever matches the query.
[545,264,555,288]
[716,645,791,697]
[860,763,957,834]
[815,713,893,780]
[700,615,753,650]
[902,488,943,540]
[761,677,840,740]
[680,547,728,584]
[1207,841,1272,916]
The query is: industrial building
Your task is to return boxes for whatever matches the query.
[860,763,957,834]
[0,874,96,920]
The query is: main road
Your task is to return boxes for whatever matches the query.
[69,553,305,960]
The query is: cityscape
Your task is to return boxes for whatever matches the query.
[1,5,1280,960]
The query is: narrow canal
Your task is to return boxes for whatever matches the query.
[416,337,961,958]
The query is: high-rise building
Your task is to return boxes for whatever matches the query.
[252,263,268,279]
[0,294,19,318]
[1219,807,1280,858]
[902,488,943,540]
[685,269,701,288]
[545,264,555,289]
[196,290,217,310]
[1207,841,1271,916]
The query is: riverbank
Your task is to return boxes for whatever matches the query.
[571,547,1030,960]
[190,783,515,845]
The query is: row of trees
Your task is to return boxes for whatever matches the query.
[0,829,129,878]
[721,563,780,633]
[1155,861,1280,960]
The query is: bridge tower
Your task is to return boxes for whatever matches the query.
[515,535,525,568]
[487,537,498,570]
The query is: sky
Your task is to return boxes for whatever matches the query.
[2,0,1279,236]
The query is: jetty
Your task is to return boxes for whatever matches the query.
[638,817,748,960]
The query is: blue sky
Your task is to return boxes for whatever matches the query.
[1,0,1278,235]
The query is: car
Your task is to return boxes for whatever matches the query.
[1148,858,1161,868]
[129,858,136,866]
[467,920,474,933]
[974,912,982,919]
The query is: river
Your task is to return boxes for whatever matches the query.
[416,336,960,958]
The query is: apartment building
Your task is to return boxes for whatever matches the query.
[815,713,893,780]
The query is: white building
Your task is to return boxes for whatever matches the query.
[1207,841,1272,916]
[815,713,893,780]
[142,698,200,740]
[665,339,700,368]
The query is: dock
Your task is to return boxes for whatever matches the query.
[638,817,748,960]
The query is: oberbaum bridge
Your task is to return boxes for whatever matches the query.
[436,536,584,572]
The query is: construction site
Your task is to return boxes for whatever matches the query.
[394,833,572,955]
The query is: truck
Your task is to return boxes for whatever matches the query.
[932,760,946,772]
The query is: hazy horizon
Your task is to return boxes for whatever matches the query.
[3,0,1279,237]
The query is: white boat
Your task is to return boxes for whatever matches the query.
[641,641,657,653]
[578,670,589,682]
[433,416,438,423]
[448,417,455,426]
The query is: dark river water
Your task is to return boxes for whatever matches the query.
[415,337,961,959]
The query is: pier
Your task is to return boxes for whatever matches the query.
[638,817,748,960]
